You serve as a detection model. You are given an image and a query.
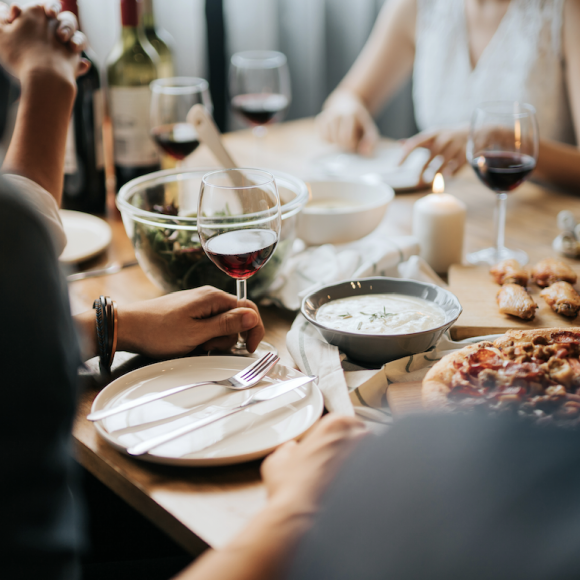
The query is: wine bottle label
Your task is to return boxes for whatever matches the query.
[93,88,105,170]
[64,118,78,175]
[110,86,159,167]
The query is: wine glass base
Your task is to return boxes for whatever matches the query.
[208,341,278,359]
[466,246,529,266]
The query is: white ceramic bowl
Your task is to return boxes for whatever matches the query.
[297,179,394,246]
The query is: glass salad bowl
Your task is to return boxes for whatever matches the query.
[116,168,308,297]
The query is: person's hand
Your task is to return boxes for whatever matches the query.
[317,91,379,155]
[399,125,470,178]
[0,2,89,84]
[116,286,266,358]
[261,414,368,513]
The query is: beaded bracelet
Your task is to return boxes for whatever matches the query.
[93,295,118,374]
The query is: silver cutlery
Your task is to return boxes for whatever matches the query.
[87,352,280,422]
[66,260,139,282]
[126,374,316,456]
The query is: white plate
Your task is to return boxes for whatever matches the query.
[92,356,324,466]
[315,146,435,191]
[59,210,112,264]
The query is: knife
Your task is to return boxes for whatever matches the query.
[126,375,316,456]
[66,260,139,282]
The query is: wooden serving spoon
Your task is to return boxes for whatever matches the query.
[187,104,247,187]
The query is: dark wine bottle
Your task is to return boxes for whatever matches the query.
[60,0,107,214]
[107,0,161,192]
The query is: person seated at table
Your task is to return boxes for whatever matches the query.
[174,412,580,580]
[317,0,580,191]
[0,4,264,578]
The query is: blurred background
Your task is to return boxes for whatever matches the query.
[73,0,416,137]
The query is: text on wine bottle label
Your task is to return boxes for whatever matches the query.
[110,86,159,167]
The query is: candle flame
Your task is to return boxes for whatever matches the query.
[515,118,521,150]
[433,173,445,193]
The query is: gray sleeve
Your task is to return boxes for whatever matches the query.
[287,414,580,580]
[0,183,83,579]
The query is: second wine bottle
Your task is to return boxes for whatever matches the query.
[107,0,160,192]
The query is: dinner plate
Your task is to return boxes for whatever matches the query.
[92,356,324,466]
[314,145,436,191]
[59,210,112,264]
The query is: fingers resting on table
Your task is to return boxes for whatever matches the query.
[399,125,470,178]
[317,91,379,155]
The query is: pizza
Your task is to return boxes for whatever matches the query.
[422,328,580,426]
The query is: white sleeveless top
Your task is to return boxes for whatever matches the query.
[413,0,575,144]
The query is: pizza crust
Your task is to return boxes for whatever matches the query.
[493,327,580,349]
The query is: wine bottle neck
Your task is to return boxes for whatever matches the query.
[60,0,79,23]
[120,0,139,27]
[140,0,155,29]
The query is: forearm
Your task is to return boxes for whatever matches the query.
[176,498,314,580]
[535,139,580,193]
[326,0,415,114]
[2,69,76,202]
[74,309,97,360]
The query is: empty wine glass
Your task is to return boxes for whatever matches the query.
[466,101,539,265]
[229,50,291,139]
[150,77,212,167]
[197,168,281,357]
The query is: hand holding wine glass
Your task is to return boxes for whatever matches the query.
[150,77,212,164]
[229,51,291,137]
[197,169,281,357]
[466,101,539,266]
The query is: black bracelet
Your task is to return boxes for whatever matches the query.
[93,296,112,375]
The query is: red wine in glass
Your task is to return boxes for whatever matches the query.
[205,229,278,280]
[471,151,536,193]
[151,123,200,160]
[231,93,289,126]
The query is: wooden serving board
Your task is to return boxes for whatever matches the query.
[448,263,580,340]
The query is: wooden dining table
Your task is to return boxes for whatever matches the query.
[69,117,580,556]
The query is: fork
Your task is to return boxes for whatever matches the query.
[87,352,280,422]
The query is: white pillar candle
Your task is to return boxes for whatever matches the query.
[412,174,466,274]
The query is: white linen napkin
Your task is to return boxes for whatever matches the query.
[265,233,422,311]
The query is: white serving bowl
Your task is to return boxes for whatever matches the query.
[297,179,394,246]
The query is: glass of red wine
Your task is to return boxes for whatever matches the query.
[197,168,281,357]
[150,77,212,165]
[229,51,291,141]
[466,101,538,266]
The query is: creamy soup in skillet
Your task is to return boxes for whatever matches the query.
[315,294,446,335]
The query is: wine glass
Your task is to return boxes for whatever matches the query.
[229,51,291,140]
[197,168,281,357]
[150,77,212,168]
[466,101,539,265]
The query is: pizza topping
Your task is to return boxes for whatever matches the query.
[550,330,580,344]
[544,358,573,387]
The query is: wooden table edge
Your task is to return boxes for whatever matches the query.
[73,438,209,557]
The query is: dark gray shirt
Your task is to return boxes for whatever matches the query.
[288,413,580,580]
[0,180,82,579]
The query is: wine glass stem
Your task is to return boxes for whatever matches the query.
[495,192,508,255]
[234,278,248,351]
[252,126,266,165]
